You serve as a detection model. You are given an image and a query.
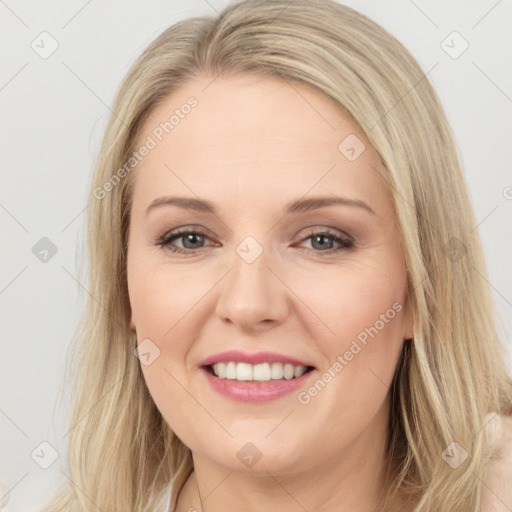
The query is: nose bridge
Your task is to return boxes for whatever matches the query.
[215,233,288,327]
[230,233,274,302]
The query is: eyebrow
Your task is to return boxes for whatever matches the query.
[145,195,376,216]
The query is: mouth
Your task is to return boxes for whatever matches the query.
[202,362,316,382]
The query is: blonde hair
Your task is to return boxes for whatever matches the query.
[43,0,512,510]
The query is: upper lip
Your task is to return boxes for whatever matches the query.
[199,350,314,368]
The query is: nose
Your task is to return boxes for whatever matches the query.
[214,241,290,332]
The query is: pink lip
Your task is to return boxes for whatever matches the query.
[200,367,315,403]
[198,350,313,368]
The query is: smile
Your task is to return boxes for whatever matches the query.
[199,352,317,402]
[207,361,313,381]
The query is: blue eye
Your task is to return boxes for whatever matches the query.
[156,229,211,254]
[302,230,354,252]
[155,227,354,255]
[165,231,206,250]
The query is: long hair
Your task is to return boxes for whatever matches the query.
[42,1,512,510]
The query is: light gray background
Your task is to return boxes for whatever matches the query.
[1,1,511,510]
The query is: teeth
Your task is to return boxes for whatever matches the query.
[237,362,253,381]
[253,363,271,380]
[294,365,307,378]
[211,362,309,381]
[226,361,236,379]
[270,362,283,379]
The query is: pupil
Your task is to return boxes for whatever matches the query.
[312,234,333,250]
[184,233,203,249]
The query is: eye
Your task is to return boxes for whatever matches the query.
[155,226,355,256]
[155,227,214,255]
[297,228,354,254]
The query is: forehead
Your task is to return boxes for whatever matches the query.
[131,72,388,214]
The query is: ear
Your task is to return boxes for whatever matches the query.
[128,311,136,332]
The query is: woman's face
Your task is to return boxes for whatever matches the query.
[127,73,413,476]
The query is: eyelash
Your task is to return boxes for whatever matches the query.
[155,226,355,256]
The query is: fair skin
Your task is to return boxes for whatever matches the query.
[126,71,419,512]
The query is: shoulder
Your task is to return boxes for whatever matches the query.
[481,414,512,511]
[487,414,512,461]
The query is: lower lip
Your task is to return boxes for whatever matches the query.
[200,367,315,403]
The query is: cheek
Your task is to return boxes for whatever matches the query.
[292,259,407,407]
[127,256,215,416]
[128,262,212,442]
[128,254,210,341]
[291,254,407,345]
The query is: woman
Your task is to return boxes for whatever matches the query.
[42,0,512,511]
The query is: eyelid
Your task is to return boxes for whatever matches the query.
[157,224,352,241]
[299,226,353,242]
[154,225,216,247]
